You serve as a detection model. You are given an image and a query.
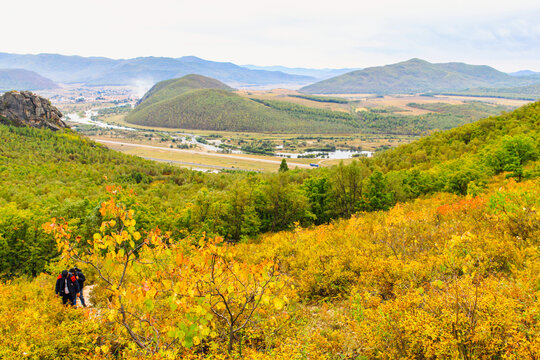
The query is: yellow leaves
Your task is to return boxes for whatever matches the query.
[95,344,110,354]
[273,297,284,310]
[193,305,206,316]
[146,286,157,299]
[432,280,444,289]
[175,252,184,267]
[123,218,136,228]
[106,311,116,322]
[161,279,172,290]
[133,231,141,241]
[200,327,212,339]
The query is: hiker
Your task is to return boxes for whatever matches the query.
[73,267,86,307]
[55,269,80,306]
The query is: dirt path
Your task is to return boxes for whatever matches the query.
[80,284,95,307]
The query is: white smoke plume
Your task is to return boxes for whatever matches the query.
[130,78,155,100]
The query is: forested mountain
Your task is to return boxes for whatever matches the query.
[0,69,58,91]
[0,53,314,87]
[301,58,540,94]
[136,74,233,110]
[126,75,362,133]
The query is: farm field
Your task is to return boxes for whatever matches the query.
[330,93,529,113]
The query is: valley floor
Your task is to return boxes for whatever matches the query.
[93,137,314,171]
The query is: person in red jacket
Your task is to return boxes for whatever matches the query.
[55,269,80,306]
[70,267,86,307]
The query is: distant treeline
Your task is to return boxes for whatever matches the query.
[289,94,349,104]
[438,82,540,101]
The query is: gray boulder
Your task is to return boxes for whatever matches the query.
[0,90,67,131]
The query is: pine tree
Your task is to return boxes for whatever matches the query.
[279,158,289,172]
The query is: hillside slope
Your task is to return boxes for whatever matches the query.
[1,100,539,358]
[0,69,58,91]
[1,99,538,278]
[373,101,540,173]
[301,58,539,94]
[136,74,233,111]
[126,75,362,133]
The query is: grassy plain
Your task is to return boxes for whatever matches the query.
[326,93,530,113]
[97,141,286,172]
[90,136,317,172]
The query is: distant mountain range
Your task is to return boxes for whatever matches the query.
[301,58,540,94]
[242,65,360,80]
[508,70,540,77]
[0,53,316,88]
[2,53,539,98]
[0,69,58,91]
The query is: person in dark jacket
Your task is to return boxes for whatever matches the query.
[55,269,80,306]
[72,267,86,307]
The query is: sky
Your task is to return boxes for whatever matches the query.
[2,0,540,72]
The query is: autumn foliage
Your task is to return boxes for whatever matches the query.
[0,177,537,359]
[40,185,290,358]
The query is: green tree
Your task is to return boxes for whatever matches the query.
[222,180,260,241]
[255,173,312,232]
[279,158,289,172]
[329,160,370,218]
[366,170,394,211]
[489,135,538,181]
[302,176,332,224]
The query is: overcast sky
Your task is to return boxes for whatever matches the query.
[3,0,539,71]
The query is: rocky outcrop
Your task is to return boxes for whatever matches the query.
[0,90,67,131]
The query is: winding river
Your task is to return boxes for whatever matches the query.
[65,110,373,159]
